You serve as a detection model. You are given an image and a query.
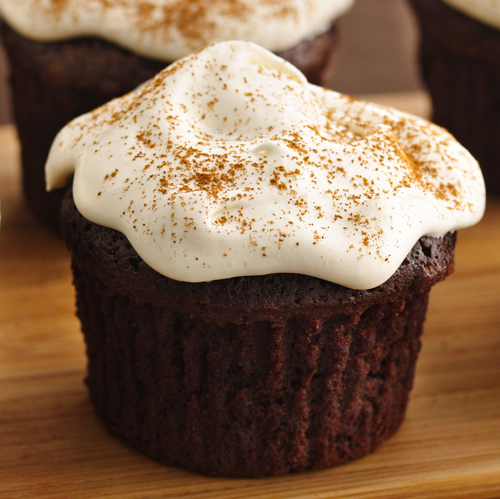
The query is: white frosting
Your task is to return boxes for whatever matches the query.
[442,0,500,30]
[0,0,354,61]
[46,41,485,290]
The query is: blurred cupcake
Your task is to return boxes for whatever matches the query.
[46,42,485,477]
[0,0,355,231]
[409,0,500,197]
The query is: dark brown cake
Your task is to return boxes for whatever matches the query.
[61,188,456,477]
[0,21,337,232]
[409,0,500,197]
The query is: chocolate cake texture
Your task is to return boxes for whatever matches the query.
[409,0,500,197]
[0,21,337,231]
[62,188,456,477]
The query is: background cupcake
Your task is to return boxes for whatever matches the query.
[0,0,355,231]
[409,0,500,197]
[46,42,485,477]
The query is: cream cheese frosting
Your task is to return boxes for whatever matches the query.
[442,0,500,30]
[46,41,485,290]
[0,0,354,61]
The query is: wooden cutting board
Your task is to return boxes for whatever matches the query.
[1,93,499,499]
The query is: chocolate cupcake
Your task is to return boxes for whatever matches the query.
[0,0,354,231]
[409,0,500,197]
[46,42,485,477]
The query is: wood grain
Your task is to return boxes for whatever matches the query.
[0,93,499,498]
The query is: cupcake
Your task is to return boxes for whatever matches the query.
[0,0,354,231]
[409,0,500,197]
[46,42,485,477]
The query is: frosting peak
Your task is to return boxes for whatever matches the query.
[0,0,355,60]
[46,41,485,289]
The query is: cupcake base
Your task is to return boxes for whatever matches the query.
[410,0,500,197]
[76,263,426,477]
[0,22,337,232]
[62,190,456,477]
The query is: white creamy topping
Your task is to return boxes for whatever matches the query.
[46,41,485,289]
[0,0,354,61]
[442,0,500,30]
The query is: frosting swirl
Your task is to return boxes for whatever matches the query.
[46,41,485,289]
[442,0,500,30]
[0,0,354,61]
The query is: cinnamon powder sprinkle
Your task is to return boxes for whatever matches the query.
[35,0,308,52]
[51,42,483,286]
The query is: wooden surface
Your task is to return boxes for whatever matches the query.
[0,93,499,498]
